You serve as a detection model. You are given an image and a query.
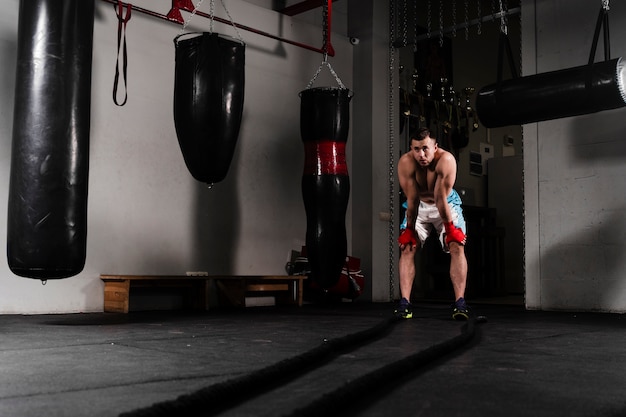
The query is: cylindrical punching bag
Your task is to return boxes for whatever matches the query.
[173,33,245,185]
[476,57,626,128]
[7,0,95,279]
[300,87,351,289]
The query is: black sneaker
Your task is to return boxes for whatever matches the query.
[394,297,413,319]
[451,297,470,321]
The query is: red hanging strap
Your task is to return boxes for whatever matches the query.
[113,0,132,106]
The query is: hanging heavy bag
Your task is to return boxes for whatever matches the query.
[476,7,626,128]
[173,33,245,185]
[300,87,351,289]
[7,0,95,279]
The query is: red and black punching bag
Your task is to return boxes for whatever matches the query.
[7,0,95,279]
[300,87,351,289]
[173,33,245,185]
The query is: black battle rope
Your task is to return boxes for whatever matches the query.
[283,316,479,417]
[119,315,401,417]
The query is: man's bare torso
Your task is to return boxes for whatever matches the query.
[413,149,445,204]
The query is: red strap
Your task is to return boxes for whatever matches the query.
[113,0,132,106]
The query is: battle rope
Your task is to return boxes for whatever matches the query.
[119,315,401,417]
[119,314,481,417]
[283,316,479,417]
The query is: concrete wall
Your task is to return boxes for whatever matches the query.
[523,0,626,312]
[0,0,354,313]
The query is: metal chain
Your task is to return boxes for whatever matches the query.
[452,0,457,38]
[305,55,347,90]
[477,0,482,35]
[209,0,215,32]
[427,0,432,38]
[179,0,207,33]
[402,0,408,47]
[602,0,610,10]
[464,0,469,40]
[388,0,397,302]
[439,0,444,47]
[220,0,244,42]
[306,1,346,90]
[499,0,508,35]
[322,0,328,53]
[413,0,418,52]
[180,0,243,42]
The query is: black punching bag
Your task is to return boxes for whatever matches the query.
[476,58,626,128]
[7,0,95,279]
[300,87,351,289]
[173,33,245,185]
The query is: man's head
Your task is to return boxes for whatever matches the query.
[410,127,438,167]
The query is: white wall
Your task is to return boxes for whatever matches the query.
[523,0,626,312]
[0,0,353,313]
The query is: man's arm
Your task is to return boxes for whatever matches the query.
[397,153,420,249]
[398,153,419,231]
[433,152,456,223]
[434,152,466,245]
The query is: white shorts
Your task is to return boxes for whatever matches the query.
[400,189,466,252]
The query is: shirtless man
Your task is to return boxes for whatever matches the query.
[396,127,469,320]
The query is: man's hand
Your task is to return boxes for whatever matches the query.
[444,222,466,245]
[398,228,417,249]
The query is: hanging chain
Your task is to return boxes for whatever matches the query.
[452,0,457,38]
[208,0,215,32]
[180,0,243,43]
[439,0,444,47]
[499,0,508,35]
[180,0,207,33]
[602,0,609,10]
[388,0,397,302]
[306,1,346,90]
[477,0,482,35]
[402,0,408,47]
[413,0,418,52]
[305,54,347,90]
[464,0,469,40]
[220,0,244,41]
[427,0,432,38]
[322,0,329,53]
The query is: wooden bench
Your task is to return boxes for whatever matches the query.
[100,274,307,313]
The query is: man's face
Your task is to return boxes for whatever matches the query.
[411,136,438,166]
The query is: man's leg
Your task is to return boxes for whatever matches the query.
[399,244,418,300]
[396,243,420,318]
[449,242,469,320]
[448,242,467,300]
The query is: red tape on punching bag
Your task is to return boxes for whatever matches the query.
[7,0,95,279]
[173,33,245,185]
[300,87,351,289]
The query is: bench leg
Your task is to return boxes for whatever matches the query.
[103,280,130,313]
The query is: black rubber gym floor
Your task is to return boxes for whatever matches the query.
[0,302,624,416]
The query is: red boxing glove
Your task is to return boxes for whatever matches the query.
[398,228,417,247]
[444,222,466,245]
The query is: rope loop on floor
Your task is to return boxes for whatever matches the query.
[119,315,401,417]
[120,312,481,417]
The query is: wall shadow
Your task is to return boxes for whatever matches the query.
[190,124,242,275]
[532,208,626,311]
[569,110,626,161]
